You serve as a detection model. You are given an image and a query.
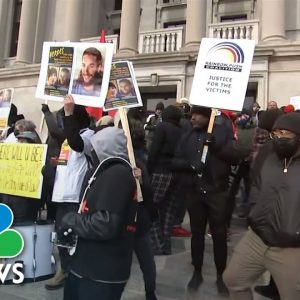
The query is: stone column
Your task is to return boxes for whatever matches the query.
[63,0,84,41]
[33,0,48,63]
[117,0,140,56]
[261,0,286,42]
[16,0,39,64]
[184,0,207,51]
[0,0,9,67]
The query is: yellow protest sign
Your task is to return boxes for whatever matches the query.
[0,143,48,199]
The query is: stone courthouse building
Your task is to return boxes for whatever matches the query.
[0,0,300,137]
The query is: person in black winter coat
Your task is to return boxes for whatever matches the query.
[41,104,65,221]
[172,106,241,296]
[127,107,158,300]
[61,127,137,300]
[223,112,300,300]
[147,105,183,255]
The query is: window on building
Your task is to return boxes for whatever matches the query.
[9,0,22,57]
[220,14,247,22]
[163,20,186,28]
[113,28,120,35]
[114,0,122,10]
[162,0,185,4]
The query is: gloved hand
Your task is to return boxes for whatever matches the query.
[41,104,50,113]
[203,133,214,146]
[59,212,77,235]
[190,160,205,174]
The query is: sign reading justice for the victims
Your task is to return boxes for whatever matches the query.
[0,144,47,199]
[189,38,255,111]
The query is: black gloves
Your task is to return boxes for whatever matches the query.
[203,133,214,146]
[190,160,205,174]
[60,212,77,233]
[41,104,50,114]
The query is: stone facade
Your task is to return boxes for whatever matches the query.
[0,0,300,140]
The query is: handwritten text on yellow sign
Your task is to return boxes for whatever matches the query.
[0,144,47,199]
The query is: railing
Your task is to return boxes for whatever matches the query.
[208,19,260,44]
[138,27,183,54]
[80,34,119,54]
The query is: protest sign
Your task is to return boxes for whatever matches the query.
[189,38,255,111]
[290,96,300,110]
[36,42,114,107]
[103,61,142,111]
[0,144,47,199]
[0,88,14,129]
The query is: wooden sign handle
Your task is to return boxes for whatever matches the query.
[119,108,143,202]
[201,108,217,164]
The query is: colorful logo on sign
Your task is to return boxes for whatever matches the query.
[207,42,245,64]
[0,204,24,258]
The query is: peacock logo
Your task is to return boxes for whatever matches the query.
[0,204,24,258]
[0,204,25,284]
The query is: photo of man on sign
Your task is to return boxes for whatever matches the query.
[71,47,103,97]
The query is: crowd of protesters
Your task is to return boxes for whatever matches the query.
[1,96,300,300]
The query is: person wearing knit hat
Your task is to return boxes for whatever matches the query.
[190,105,212,118]
[223,113,300,300]
[283,104,295,114]
[172,104,241,296]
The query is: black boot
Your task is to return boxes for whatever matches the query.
[216,275,229,297]
[187,269,203,290]
[254,277,280,300]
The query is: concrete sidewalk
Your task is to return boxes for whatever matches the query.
[0,219,270,300]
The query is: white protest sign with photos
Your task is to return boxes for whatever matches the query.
[189,38,255,111]
[36,42,114,107]
[0,88,14,129]
[103,61,142,111]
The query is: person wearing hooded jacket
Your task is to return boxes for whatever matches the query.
[147,105,183,255]
[223,112,300,300]
[61,127,137,300]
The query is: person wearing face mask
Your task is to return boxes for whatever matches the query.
[223,112,300,300]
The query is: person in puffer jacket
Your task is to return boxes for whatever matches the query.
[223,112,300,300]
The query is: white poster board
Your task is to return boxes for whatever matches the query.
[0,88,14,129]
[103,61,142,111]
[189,38,255,111]
[290,96,300,110]
[36,42,114,108]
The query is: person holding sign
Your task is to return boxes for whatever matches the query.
[71,47,103,97]
[0,131,42,225]
[172,106,241,296]
[45,95,94,290]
